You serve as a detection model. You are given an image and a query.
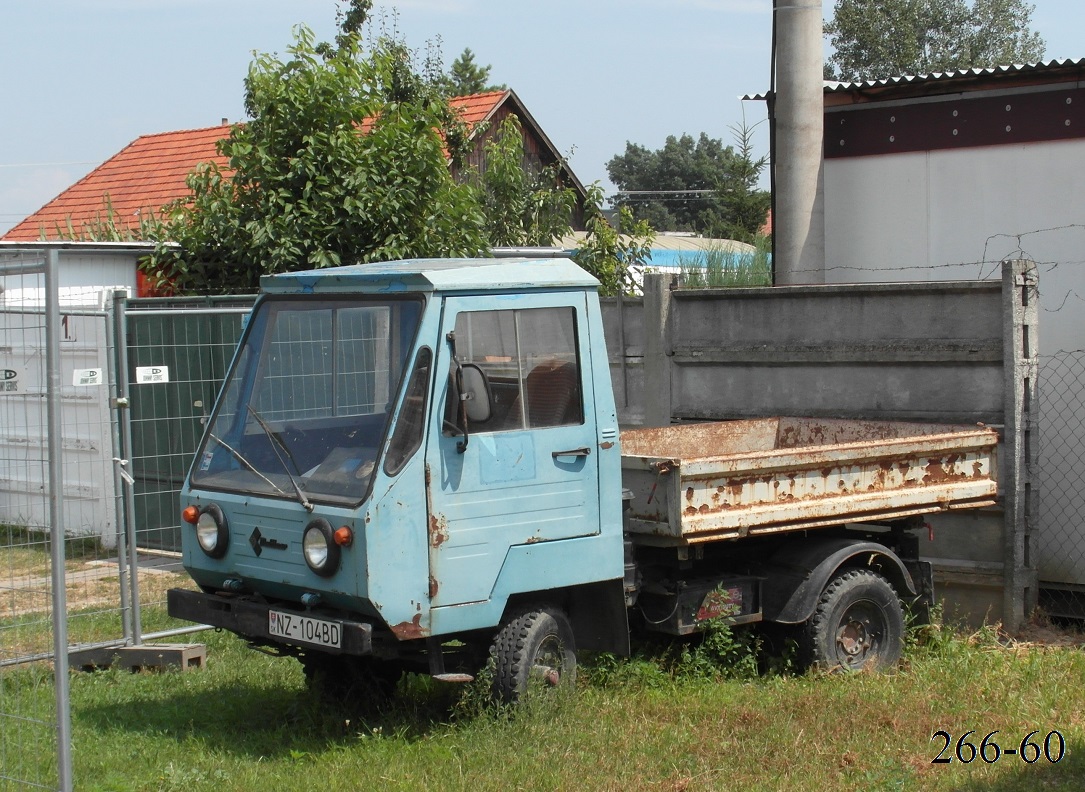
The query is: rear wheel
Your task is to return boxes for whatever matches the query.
[801,569,904,671]
[490,608,576,703]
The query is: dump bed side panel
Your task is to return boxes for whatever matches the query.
[621,419,999,543]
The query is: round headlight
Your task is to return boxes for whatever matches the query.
[194,504,228,559]
[302,519,340,577]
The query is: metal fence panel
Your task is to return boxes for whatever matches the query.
[1,252,71,791]
[121,296,254,640]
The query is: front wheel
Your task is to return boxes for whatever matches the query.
[490,608,576,703]
[801,569,904,671]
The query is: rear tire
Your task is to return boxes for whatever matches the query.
[801,569,904,671]
[490,608,576,703]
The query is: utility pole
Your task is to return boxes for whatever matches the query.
[773,0,825,284]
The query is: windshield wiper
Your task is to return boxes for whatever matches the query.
[247,406,314,512]
[208,432,289,497]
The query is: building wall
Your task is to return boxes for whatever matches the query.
[823,99,1085,604]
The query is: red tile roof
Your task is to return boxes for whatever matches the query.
[4,125,230,241]
[450,89,508,127]
[3,92,511,242]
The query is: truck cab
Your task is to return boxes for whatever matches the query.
[168,258,629,695]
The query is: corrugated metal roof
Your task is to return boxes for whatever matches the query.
[744,58,1085,100]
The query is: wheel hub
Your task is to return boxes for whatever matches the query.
[837,618,870,657]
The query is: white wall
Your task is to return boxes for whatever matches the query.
[824,136,1085,590]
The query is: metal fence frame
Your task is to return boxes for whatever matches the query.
[0,249,72,791]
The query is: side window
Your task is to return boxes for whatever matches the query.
[446,306,583,432]
[384,347,432,476]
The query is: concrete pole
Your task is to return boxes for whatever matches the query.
[773,0,825,284]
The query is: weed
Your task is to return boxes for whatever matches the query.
[676,235,772,289]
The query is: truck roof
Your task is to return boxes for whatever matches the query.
[259,257,600,295]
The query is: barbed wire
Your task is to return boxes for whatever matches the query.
[763,222,1085,314]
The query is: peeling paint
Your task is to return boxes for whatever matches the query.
[390,613,428,641]
[429,514,449,548]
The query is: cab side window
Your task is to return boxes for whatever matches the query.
[446,306,583,432]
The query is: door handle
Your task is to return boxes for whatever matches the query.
[552,447,591,459]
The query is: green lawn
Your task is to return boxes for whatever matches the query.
[3,616,1083,791]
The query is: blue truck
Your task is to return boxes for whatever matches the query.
[167,257,999,701]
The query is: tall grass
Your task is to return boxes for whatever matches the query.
[677,235,773,289]
[2,610,1082,791]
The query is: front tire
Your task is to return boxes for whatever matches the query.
[490,608,576,703]
[801,569,904,671]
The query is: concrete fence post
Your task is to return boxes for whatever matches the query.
[643,273,673,427]
[1002,258,1040,630]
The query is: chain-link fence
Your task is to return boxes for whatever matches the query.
[1038,350,1085,618]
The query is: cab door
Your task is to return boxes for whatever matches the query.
[425,293,600,607]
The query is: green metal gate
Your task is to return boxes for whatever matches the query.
[123,296,255,552]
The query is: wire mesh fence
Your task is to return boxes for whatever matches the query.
[121,296,254,640]
[1038,350,1085,618]
[0,280,255,790]
[1,252,71,790]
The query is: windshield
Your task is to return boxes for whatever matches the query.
[190,296,424,505]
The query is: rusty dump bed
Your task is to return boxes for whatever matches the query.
[620,418,999,544]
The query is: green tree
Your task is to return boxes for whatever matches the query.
[605,126,769,243]
[142,22,487,294]
[139,2,647,297]
[824,0,1046,82]
[572,185,654,297]
[438,47,506,96]
[476,116,577,247]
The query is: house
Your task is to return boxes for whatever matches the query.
[815,59,1085,619]
[2,89,587,254]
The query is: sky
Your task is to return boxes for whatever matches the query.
[1,0,1081,236]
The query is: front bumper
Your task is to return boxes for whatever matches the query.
[167,588,373,656]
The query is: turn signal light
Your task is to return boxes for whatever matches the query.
[333,526,353,547]
[182,505,200,524]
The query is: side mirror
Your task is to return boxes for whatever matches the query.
[460,363,492,423]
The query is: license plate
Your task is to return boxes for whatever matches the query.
[268,610,342,648]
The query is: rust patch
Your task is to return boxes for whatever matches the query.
[698,504,710,514]
[429,514,449,548]
[922,458,966,485]
[390,613,428,641]
[429,575,439,599]
[525,535,544,544]
[685,486,695,501]
[684,506,698,516]
[600,441,615,450]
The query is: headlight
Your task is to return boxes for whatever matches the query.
[302,518,340,577]
[194,504,228,559]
